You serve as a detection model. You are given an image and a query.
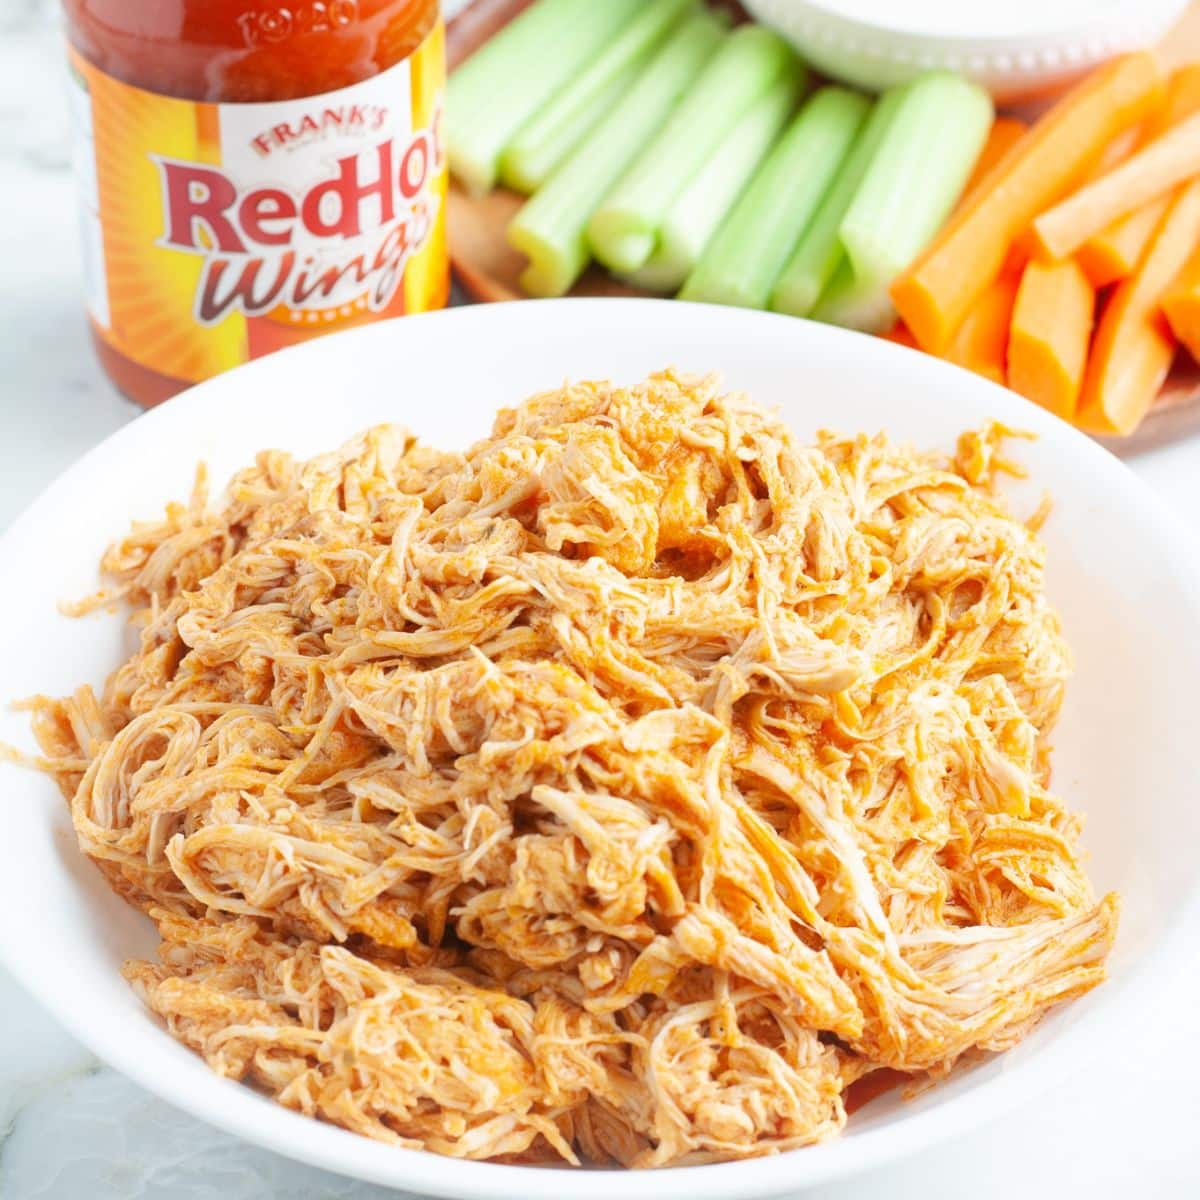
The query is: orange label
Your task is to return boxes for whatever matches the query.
[68,23,448,385]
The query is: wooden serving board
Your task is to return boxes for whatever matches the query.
[445,0,1200,455]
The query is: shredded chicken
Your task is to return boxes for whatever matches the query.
[29,370,1117,1166]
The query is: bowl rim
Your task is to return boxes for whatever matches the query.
[746,0,1191,47]
[4,297,1200,1198]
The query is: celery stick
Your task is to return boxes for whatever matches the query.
[507,10,725,298]
[679,86,870,310]
[500,75,629,198]
[499,0,697,195]
[588,25,801,274]
[622,67,801,293]
[811,72,993,332]
[769,88,903,317]
[808,257,897,332]
[448,0,644,196]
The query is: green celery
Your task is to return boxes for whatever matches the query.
[588,25,801,274]
[769,88,902,317]
[448,0,644,196]
[811,71,993,332]
[507,10,725,298]
[499,0,697,195]
[679,86,870,310]
[623,68,801,293]
[808,257,897,332]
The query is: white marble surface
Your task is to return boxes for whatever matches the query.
[1,2,1199,1197]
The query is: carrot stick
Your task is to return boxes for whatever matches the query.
[1146,63,1200,138]
[1077,65,1200,285]
[883,319,916,348]
[956,122,1034,284]
[1032,109,1200,262]
[1006,96,1110,397]
[1161,240,1200,359]
[891,53,1163,355]
[881,320,917,349]
[1096,124,1146,172]
[1007,259,1095,420]
[945,269,1020,385]
[959,117,1028,204]
[1035,122,1144,282]
[1077,178,1200,435]
[1076,196,1170,286]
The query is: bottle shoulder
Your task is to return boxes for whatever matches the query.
[63,0,440,102]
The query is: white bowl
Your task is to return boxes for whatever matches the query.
[2,299,1199,1199]
[743,0,1190,100]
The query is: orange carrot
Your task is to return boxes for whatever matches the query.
[1007,259,1095,420]
[1077,178,1200,435]
[1032,109,1200,261]
[1094,123,1146,172]
[945,270,1020,385]
[881,321,918,349]
[1077,197,1171,286]
[960,117,1029,204]
[1149,63,1200,138]
[963,121,1032,283]
[891,53,1163,355]
[1040,121,1148,282]
[1077,65,1200,285]
[1161,240,1200,359]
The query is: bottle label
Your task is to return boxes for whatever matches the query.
[67,22,448,386]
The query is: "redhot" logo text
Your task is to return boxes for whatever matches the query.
[153,120,441,325]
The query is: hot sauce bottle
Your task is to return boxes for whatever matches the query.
[63,1,449,407]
